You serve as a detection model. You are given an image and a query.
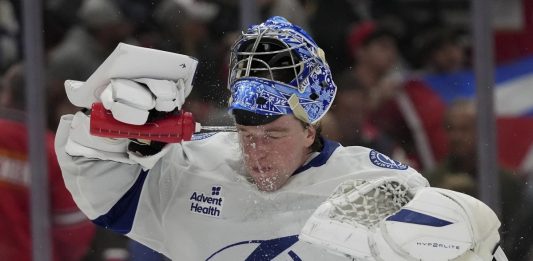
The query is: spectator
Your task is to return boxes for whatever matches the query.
[369,26,467,171]
[47,0,134,129]
[341,20,403,111]
[414,27,468,73]
[0,63,95,261]
[257,0,310,31]
[154,0,228,106]
[322,73,403,159]
[0,0,19,73]
[308,0,359,73]
[330,20,414,164]
[424,99,527,258]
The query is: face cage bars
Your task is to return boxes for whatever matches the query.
[228,27,310,93]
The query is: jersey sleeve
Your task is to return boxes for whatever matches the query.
[54,115,184,255]
[48,133,96,261]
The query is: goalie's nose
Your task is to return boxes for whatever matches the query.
[243,140,268,160]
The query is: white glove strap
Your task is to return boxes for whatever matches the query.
[65,112,135,164]
[65,112,172,169]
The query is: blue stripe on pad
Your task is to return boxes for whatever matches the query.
[386,209,453,227]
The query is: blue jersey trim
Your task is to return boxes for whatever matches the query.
[292,138,340,175]
[288,250,302,261]
[92,169,149,234]
[206,240,263,260]
[206,235,299,261]
[386,209,453,227]
[245,235,299,261]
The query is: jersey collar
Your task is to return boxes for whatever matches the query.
[292,138,340,175]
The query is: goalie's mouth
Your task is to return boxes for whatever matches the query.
[251,166,272,174]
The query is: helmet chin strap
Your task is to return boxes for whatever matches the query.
[288,94,310,123]
[316,47,327,65]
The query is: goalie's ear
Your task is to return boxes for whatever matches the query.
[303,123,316,149]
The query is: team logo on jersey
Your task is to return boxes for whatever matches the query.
[189,186,224,218]
[206,235,301,260]
[369,150,408,170]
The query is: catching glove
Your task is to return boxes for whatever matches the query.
[300,177,507,261]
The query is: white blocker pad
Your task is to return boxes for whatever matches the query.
[65,43,198,109]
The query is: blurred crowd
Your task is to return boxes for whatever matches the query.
[1,0,533,260]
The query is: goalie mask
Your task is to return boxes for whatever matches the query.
[228,16,337,124]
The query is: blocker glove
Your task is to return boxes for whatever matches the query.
[65,42,197,125]
[62,43,198,169]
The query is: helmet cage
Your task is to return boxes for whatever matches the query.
[228,16,337,124]
[229,28,314,93]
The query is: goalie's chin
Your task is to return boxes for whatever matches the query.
[248,168,290,192]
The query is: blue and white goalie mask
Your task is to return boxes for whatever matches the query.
[228,16,337,124]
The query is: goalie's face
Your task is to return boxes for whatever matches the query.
[237,115,315,192]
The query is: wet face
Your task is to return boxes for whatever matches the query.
[237,115,315,192]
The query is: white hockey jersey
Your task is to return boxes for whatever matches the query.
[55,115,429,260]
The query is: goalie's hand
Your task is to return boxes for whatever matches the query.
[64,43,198,125]
[299,177,507,261]
[62,43,197,169]
[98,77,189,125]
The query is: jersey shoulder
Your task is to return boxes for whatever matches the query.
[332,145,411,171]
[164,132,241,171]
[321,145,429,188]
